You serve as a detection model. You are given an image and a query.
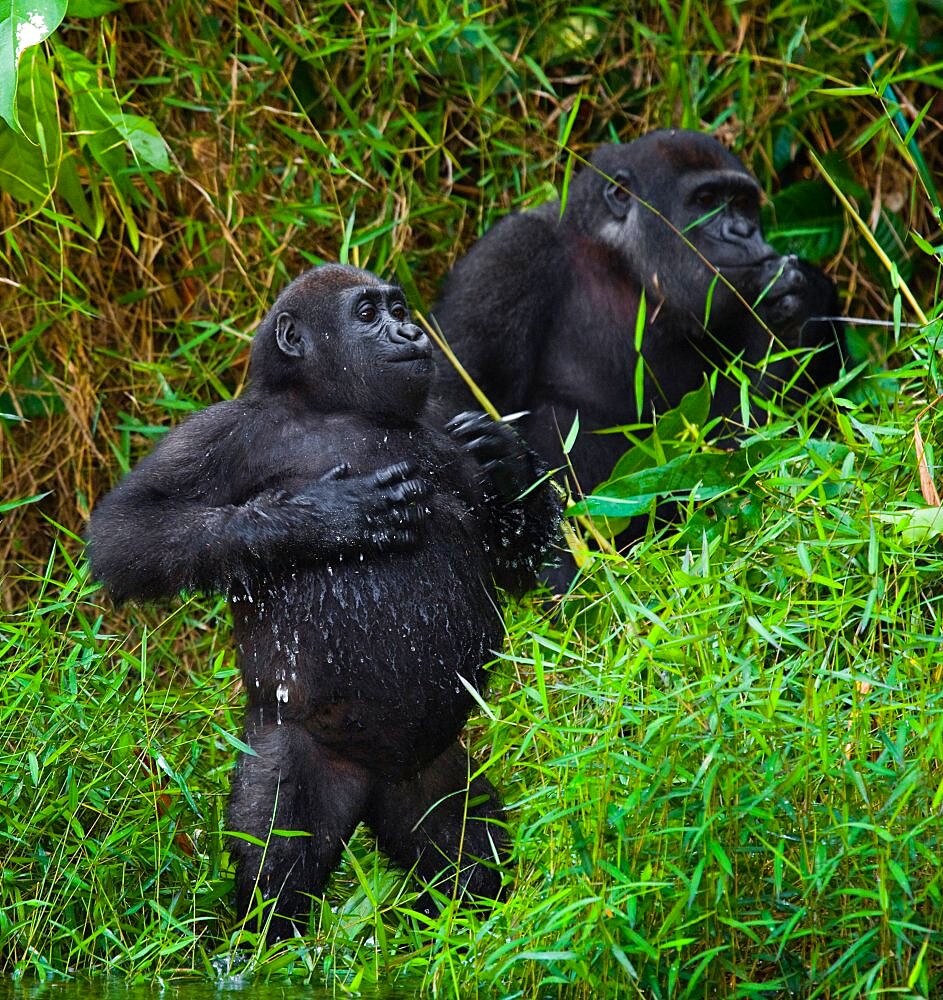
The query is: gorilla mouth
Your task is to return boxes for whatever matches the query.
[393,351,433,366]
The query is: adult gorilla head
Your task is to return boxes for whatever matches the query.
[565,131,811,336]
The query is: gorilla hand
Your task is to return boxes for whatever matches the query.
[291,461,430,554]
[755,251,843,346]
[446,411,536,504]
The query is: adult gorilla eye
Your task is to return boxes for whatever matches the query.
[358,303,377,323]
[391,303,408,322]
[695,189,718,210]
[733,194,755,215]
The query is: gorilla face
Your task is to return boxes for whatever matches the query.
[253,264,433,421]
[586,133,813,333]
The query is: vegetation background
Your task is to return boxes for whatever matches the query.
[2,0,943,996]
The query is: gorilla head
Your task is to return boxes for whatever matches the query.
[564,131,809,336]
[250,264,434,421]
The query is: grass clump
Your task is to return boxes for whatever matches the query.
[3,0,943,996]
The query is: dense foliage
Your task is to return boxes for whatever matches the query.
[2,1,943,996]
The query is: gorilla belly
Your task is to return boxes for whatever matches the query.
[232,549,501,775]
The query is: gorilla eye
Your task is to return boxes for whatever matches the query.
[695,189,719,210]
[732,194,755,215]
[358,303,378,323]
[391,303,408,322]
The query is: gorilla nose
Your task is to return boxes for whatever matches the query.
[395,323,425,343]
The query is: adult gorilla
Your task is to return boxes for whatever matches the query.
[87,264,559,943]
[432,129,846,552]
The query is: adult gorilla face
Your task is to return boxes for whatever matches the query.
[251,264,434,421]
[583,133,810,336]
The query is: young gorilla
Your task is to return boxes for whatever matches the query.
[87,264,559,942]
[432,130,846,577]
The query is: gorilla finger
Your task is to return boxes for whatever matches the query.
[445,410,494,434]
[386,478,430,504]
[373,461,417,486]
[388,527,420,550]
[390,503,427,527]
[463,434,519,462]
[371,526,419,552]
[321,462,351,481]
[446,411,493,438]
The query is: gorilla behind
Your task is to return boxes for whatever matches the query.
[431,129,846,576]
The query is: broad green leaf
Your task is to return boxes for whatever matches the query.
[0,44,58,204]
[57,46,170,178]
[608,382,712,481]
[569,449,752,519]
[53,142,96,230]
[111,112,169,171]
[66,0,120,14]
[57,47,124,177]
[0,0,66,132]
[875,507,943,542]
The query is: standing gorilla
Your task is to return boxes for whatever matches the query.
[432,129,846,525]
[87,264,559,942]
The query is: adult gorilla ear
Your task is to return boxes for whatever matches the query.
[603,169,635,220]
[275,312,306,357]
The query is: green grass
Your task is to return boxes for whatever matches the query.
[2,0,943,996]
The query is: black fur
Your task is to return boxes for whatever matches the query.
[87,264,559,942]
[432,130,846,573]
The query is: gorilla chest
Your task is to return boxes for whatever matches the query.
[261,417,460,489]
[537,269,639,424]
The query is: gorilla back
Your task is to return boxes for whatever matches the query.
[432,129,846,542]
[87,264,559,942]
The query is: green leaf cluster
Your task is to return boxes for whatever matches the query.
[0,0,167,242]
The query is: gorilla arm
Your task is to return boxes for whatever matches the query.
[87,404,429,604]
[446,411,560,594]
[432,206,570,417]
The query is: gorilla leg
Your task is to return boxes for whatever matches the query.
[364,743,507,916]
[228,723,372,942]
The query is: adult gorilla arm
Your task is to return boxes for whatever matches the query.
[432,206,570,417]
[87,406,428,603]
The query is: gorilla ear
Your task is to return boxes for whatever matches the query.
[603,170,635,220]
[275,312,305,358]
